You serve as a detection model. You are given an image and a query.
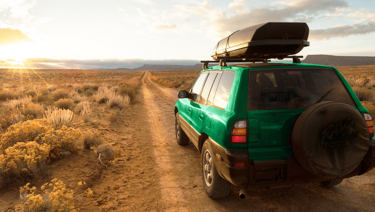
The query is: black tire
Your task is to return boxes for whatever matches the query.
[175,113,189,146]
[321,179,344,188]
[291,101,369,177]
[201,141,231,199]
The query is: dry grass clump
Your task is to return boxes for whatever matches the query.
[52,89,69,101]
[362,101,375,119]
[4,95,33,110]
[74,101,92,115]
[24,90,37,97]
[16,179,76,212]
[97,144,115,165]
[44,108,74,129]
[76,84,98,97]
[93,86,113,103]
[107,94,130,109]
[69,90,86,104]
[83,131,102,150]
[54,98,75,110]
[118,85,136,102]
[352,86,373,102]
[0,103,45,130]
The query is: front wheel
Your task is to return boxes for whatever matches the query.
[175,113,189,146]
[201,141,231,198]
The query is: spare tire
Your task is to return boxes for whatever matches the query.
[292,101,369,177]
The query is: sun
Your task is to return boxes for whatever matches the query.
[0,42,37,66]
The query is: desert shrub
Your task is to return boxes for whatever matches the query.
[52,89,69,101]
[38,88,49,96]
[97,144,115,164]
[353,86,373,102]
[16,179,76,212]
[21,103,45,119]
[4,95,33,110]
[0,119,52,153]
[35,125,83,157]
[44,108,74,129]
[69,90,86,104]
[24,90,37,97]
[0,90,19,101]
[118,86,136,102]
[47,84,57,92]
[107,94,130,109]
[83,131,102,150]
[54,98,74,110]
[0,141,50,184]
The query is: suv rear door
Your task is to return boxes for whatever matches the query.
[247,68,357,162]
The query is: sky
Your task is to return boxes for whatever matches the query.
[0,0,374,69]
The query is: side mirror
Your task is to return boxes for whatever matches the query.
[178,90,188,98]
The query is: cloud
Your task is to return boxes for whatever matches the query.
[0,58,200,69]
[175,0,349,37]
[0,0,36,19]
[154,22,177,30]
[310,22,375,40]
[129,0,155,5]
[0,28,31,45]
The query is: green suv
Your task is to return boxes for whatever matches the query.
[174,22,375,199]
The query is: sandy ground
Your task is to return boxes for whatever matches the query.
[1,71,375,211]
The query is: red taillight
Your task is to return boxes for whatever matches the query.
[232,136,246,143]
[231,120,247,144]
[235,162,245,167]
[363,113,374,136]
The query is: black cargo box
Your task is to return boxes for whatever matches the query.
[211,22,309,62]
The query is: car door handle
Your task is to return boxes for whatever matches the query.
[188,108,191,113]
[199,114,204,120]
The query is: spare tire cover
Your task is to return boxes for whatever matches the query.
[292,101,369,177]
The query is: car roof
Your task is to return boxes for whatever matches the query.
[205,63,333,71]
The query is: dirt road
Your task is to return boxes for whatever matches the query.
[139,71,375,212]
[2,71,374,212]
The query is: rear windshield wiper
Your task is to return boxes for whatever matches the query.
[315,87,334,104]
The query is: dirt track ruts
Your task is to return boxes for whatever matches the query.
[141,71,375,212]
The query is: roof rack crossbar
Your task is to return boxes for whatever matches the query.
[201,55,304,68]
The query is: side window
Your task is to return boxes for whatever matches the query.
[199,73,218,104]
[191,73,208,101]
[207,72,222,105]
[213,71,235,109]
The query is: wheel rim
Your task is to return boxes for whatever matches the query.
[176,116,180,140]
[203,150,213,187]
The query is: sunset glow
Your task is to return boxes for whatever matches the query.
[0,0,374,69]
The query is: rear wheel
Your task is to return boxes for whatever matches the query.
[175,113,189,146]
[321,179,344,188]
[201,141,231,199]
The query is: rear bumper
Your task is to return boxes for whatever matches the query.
[209,138,375,187]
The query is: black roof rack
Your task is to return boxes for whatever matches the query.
[201,55,303,69]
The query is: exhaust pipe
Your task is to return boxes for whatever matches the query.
[239,187,246,199]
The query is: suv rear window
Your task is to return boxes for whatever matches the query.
[248,68,356,110]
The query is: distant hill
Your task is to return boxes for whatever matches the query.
[117,64,203,71]
[302,55,375,66]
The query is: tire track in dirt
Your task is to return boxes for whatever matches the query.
[142,72,190,211]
